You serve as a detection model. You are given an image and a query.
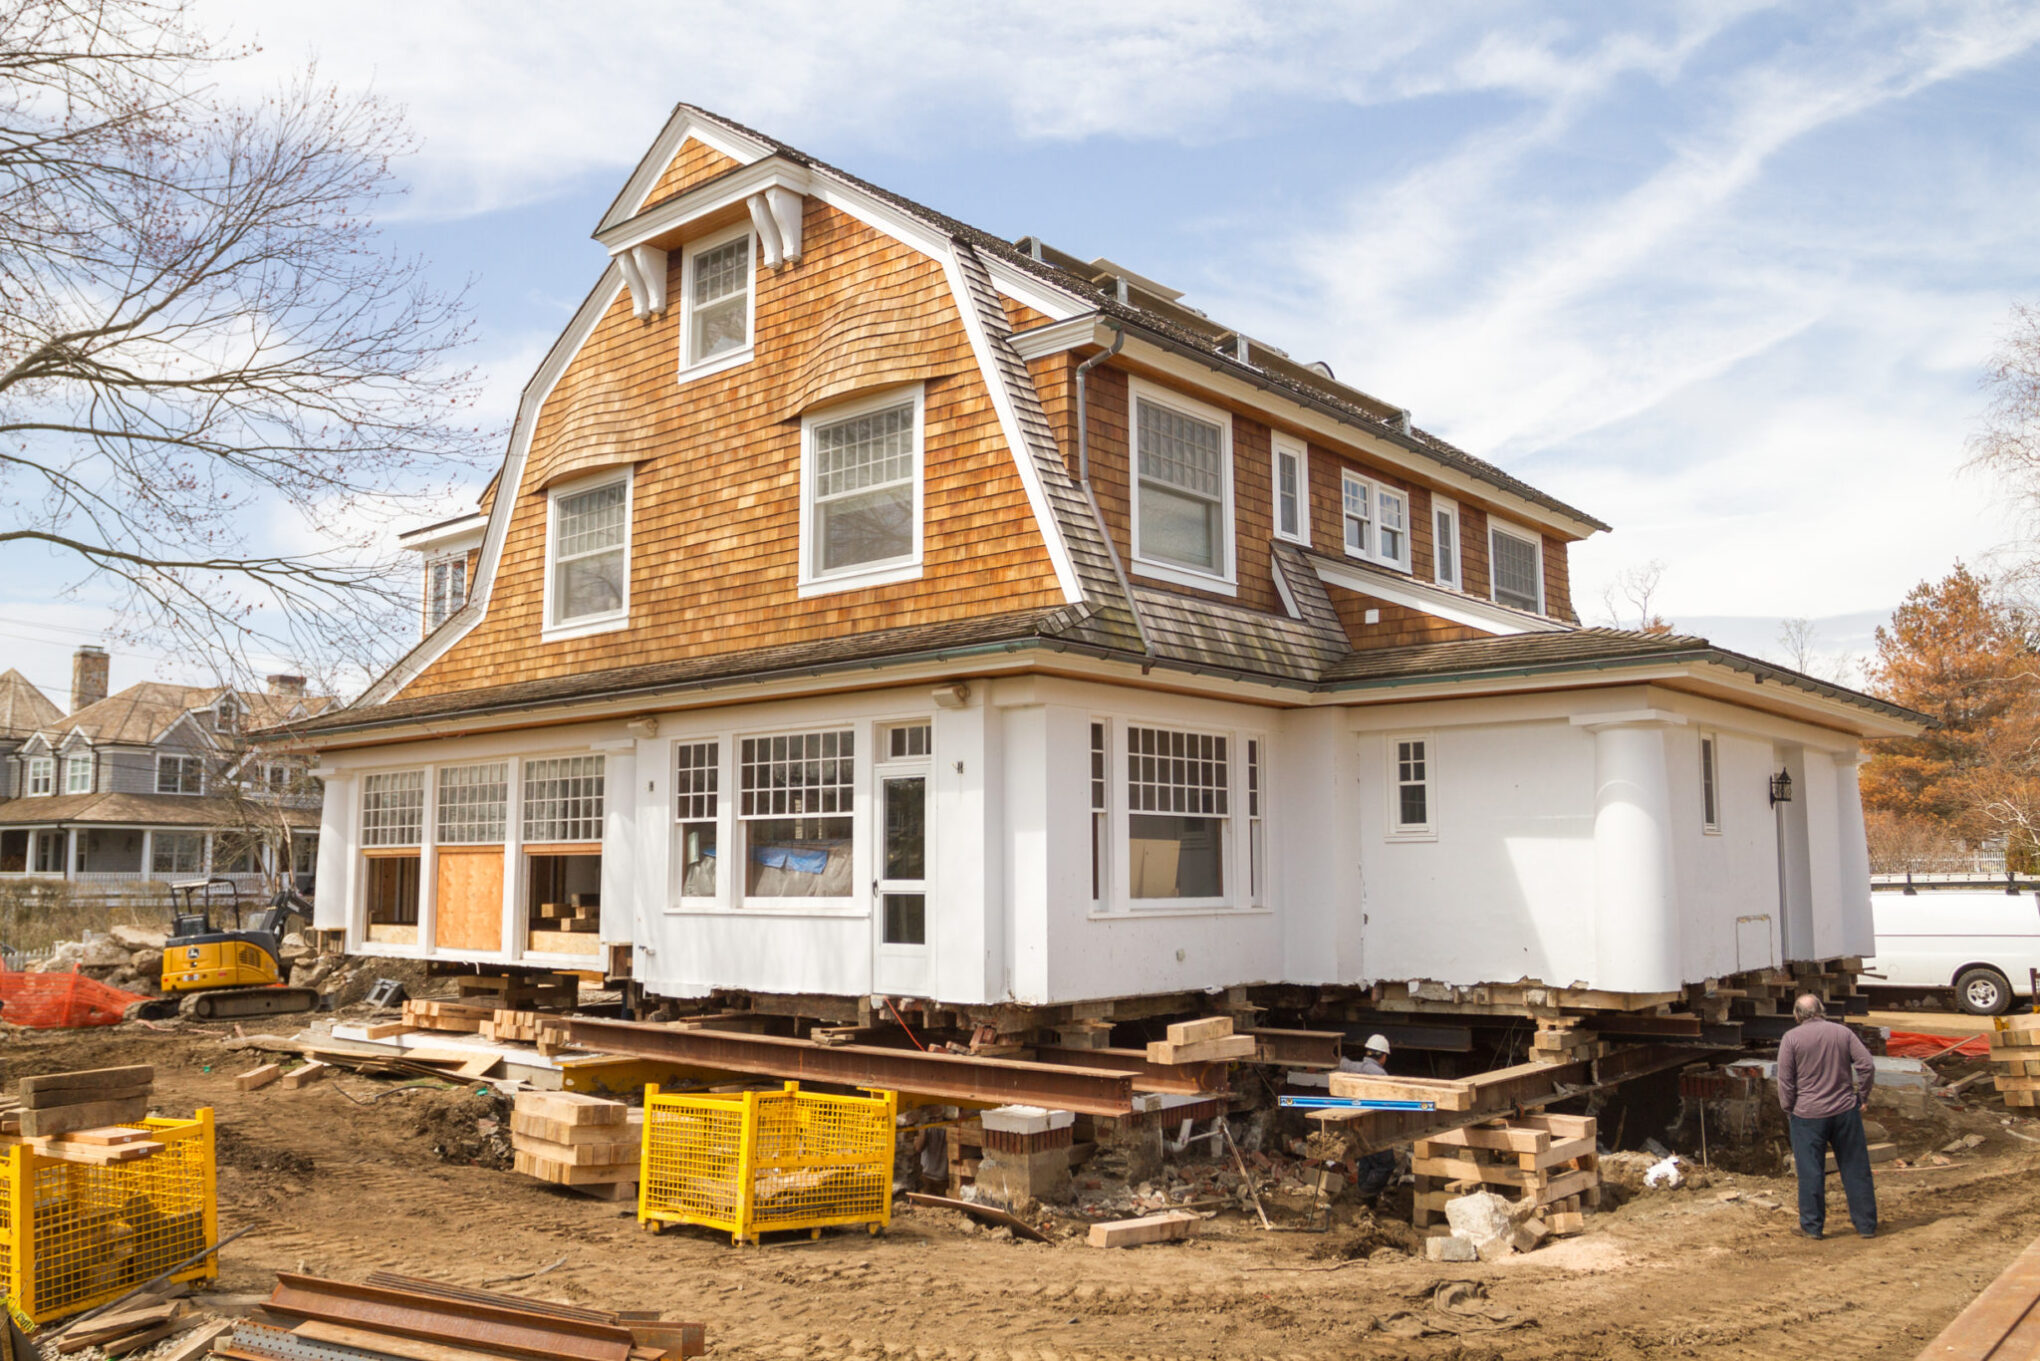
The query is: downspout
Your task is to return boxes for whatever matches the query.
[1074,323,1155,670]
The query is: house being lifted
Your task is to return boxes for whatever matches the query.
[279,106,1919,1069]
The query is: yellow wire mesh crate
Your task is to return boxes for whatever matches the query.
[640,1083,895,1244]
[0,1109,218,1326]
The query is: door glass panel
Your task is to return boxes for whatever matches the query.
[883,893,925,946]
[883,776,926,881]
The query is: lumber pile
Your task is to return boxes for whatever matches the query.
[1,1064,154,1139]
[1146,1016,1257,1065]
[482,1007,574,1051]
[1411,1113,1601,1233]
[242,1270,703,1358]
[1527,1020,1609,1066]
[456,970,581,1011]
[511,1090,641,1200]
[400,997,498,1033]
[533,893,602,934]
[1990,1014,2040,1108]
[47,1285,215,1357]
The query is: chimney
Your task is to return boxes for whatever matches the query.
[71,646,109,713]
[266,674,307,698]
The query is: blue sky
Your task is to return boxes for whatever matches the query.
[6,1,2039,703]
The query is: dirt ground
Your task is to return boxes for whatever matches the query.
[8,1022,2040,1361]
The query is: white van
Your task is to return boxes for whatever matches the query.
[1864,876,2040,1014]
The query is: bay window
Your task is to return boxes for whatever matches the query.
[545,473,631,634]
[739,730,854,902]
[1131,380,1234,590]
[801,387,924,593]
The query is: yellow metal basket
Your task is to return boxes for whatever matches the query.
[639,1083,894,1245]
[0,1109,218,1326]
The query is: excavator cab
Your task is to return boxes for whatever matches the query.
[153,878,320,1019]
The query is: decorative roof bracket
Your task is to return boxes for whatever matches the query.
[618,244,668,319]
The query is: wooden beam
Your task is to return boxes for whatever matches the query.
[1915,1230,2040,1360]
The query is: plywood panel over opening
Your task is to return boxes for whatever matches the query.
[435,844,505,952]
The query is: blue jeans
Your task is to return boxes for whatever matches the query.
[1788,1106,1877,1237]
[1355,1149,1396,1200]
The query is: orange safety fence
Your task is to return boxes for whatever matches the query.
[1886,1030,1991,1060]
[0,970,146,1028]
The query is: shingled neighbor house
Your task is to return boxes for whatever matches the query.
[0,648,327,893]
[277,106,1918,1025]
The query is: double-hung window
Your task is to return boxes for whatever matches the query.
[1388,736,1434,838]
[1433,498,1461,589]
[675,741,720,900]
[1130,381,1234,591]
[156,754,203,795]
[1341,470,1411,571]
[27,756,53,796]
[1126,726,1229,901]
[1489,520,1545,613]
[426,555,467,631]
[545,473,630,634]
[1271,436,1309,545]
[680,225,753,376]
[738,730,854,903]
[801,387,923,593]
[63,754,91,795]
[1700,734,1720,834]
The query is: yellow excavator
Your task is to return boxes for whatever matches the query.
[129,878,322,1020]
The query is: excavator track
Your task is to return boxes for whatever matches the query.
[179,987,321,1020]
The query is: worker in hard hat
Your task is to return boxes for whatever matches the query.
[1339,1035,1399,1204]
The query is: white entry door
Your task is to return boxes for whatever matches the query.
[872,725,932,996]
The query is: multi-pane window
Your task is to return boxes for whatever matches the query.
[523,756,605,843]
[361,771,425,847]
[156,755,204,795]
[1490,524,1543,613]
[1134,394,1228,576]
[1376,488,1409,569]
[63,754,91,795]
[1126,726,1228,900]
[1090,721,1108,905]
[1701,735,1720,833]
[27,756,53,795]
[686,233,751,366]
[1247,738,1265,905]
[1434,503,1460,588]
[436,762,508,844]
[427,555,467,630]
[1273,440,1307,544]
[151,831,204,876]
[675,741,719,898]
[886,723,931,760]
[738,730,854,900]
[810,398,918,577]
[549,477,628,626]
[1391,738,1432,836]
[1342,472,1371,557]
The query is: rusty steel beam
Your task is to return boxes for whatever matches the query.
[562,1016,1138,1115]
[1249,1028,1345,1068]
[1026,1046,1224,1095]
[1318,1043,1722,1154]
[263,1274,634,1361]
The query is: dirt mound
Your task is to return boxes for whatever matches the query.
[411,1088,513,1169]
[216,1124,315,1178]
[1310,1210,1422,1260]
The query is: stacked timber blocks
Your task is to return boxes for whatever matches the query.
[400,998,496,1033]
[1991,1015,2040,1108]
[1528,1021,1609,1065]
[1146,1015,1257,1065]
[1413,1113,1600,1237]
[1,1064,155,1142]
[511,1090,640,1200]
[455,971,580,1011]
[481,1009,573,1055]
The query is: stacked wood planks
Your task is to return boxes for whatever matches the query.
[1,1064,154,1139]
[401,998,497,1033]
[1145,1016,1257,1065]
[1527,1021,1608,1066]
[512,1091,640,1200]
[1412,1113,1601,1234]
[456,970,581,1011]
[1990,1015,2040,1109]
[482,1008,573,1049]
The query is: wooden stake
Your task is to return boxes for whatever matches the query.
[1221,1120,1271,1231]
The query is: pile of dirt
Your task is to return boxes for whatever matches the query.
[1309,1209,1422,1260]
[411,1087,514,1169]
[216,1123,316,1178]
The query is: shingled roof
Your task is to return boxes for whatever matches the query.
[0,670,61,741]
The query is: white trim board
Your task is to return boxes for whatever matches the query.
[1310,556,1567,635]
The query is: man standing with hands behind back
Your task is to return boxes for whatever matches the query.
[1776,993,1878,1240]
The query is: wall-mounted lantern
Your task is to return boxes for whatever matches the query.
[1770,768,1794,806]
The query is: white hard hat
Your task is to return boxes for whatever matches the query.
[1364,1034,1391,1055]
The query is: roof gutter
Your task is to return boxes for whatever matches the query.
[1073,322,1155,670]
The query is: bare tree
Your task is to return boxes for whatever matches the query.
[1975,302,2040,523]
[1600,559,1671,634]
[0,0,487,689]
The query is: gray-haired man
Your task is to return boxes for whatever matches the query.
[1775,994,1877,1240]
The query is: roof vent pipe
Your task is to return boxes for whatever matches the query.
[1396,409,1412,435]
[1074,323,1153,668]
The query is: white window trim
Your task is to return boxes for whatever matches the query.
[731,724,864,917]
[796,384,926,599]
[1386,732,1436,841]
[675,221,757,385]
[1488,517,1546,615]
[540,468,634,642]
[670,736,728,912]
[1097,718,1264,918]
[1342,469,1411,573]
[1271,433,1310,547]
[63,753,92,795]
[424,552,467,634]
[155,753,204,796]
[1432,495,1461,591]
[1127,376,1237,595]
[1700,732,1721,835]
[27,755,53,796]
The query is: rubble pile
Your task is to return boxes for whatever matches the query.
[30,924,168,995]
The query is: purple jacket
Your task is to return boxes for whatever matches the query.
[1776,1018,1875,1119]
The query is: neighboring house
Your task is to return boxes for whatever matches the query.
[277,106,1921,1022]
[0,647,330,892]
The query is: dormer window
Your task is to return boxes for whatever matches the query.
[679,224,754,379]
[1489,520,1545,614]
[1129,379,1235,593]
[1341,471,1410,573]
[63,754,92,795]
[214,694,239,732]
[799,386,925,596]
[27,756,53,796]
[426,554,467,631]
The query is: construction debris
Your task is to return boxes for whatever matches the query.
[1990,1015,2040,1108]
[401,997,497,1033]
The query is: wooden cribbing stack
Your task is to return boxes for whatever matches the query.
[400,998,497,1034]
[1990,1014,2040,1109]
[1146,1016,1257,1065]
[511,1091,640,1201]
[454,970,580,1011]
[1411,1113,1601,1234]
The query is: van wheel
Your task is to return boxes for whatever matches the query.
[1954,967,2012,1016]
